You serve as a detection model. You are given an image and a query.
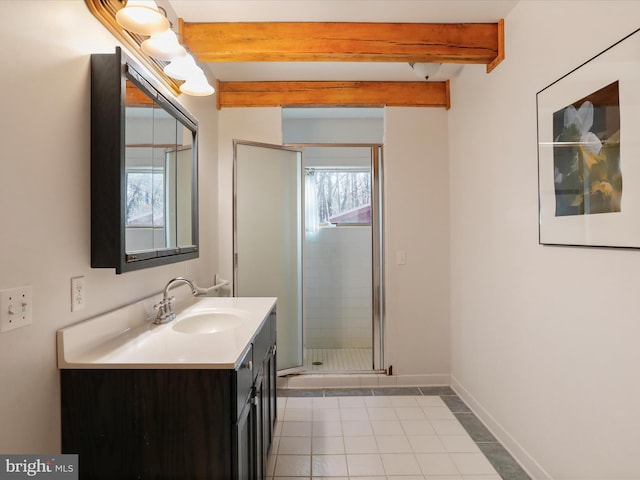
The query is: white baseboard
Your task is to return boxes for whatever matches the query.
[278,372,450,389]
[450,375,552,480]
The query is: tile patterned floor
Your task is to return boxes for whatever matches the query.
[268,387,531,480]
[304,348,373,372]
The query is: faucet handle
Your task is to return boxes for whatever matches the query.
[153,296,175,310]
[153,297,177,324]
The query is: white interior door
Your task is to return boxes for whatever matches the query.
[234,141,303,372]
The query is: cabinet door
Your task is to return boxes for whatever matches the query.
[253,367,265,480]
[268,312,278,438]
[262,361,272,457]
[234,401,254,480]
[266,346,277,445]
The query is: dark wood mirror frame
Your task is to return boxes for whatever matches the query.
[91,47,199,274]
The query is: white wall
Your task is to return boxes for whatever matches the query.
[305,226,373,349]
[383,107,451,381]
[283,116,384,144]
[217,108,284,283]
[449,2,640,478]
[0,1,218,453]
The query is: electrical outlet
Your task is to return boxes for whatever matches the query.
[0,286,33,333]
[71,276,85,312]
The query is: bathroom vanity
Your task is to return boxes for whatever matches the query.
[58,297,277,480]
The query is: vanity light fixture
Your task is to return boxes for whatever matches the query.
[116,0,215,96]
[115,0,170,36]
[141,29,186,61]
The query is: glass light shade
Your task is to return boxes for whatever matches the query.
[410,62,442,80]
[163,54,203,81]
[141,29,186,61]
[179,74,215,96]
[115,0,170,36]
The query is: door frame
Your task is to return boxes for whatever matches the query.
[287,142,385,372]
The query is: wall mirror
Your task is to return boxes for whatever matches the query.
[91,47,199,274]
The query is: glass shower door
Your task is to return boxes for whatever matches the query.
[234,141,304,372]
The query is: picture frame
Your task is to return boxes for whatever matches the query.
[537,28,640,248]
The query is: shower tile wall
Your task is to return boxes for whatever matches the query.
[305,226,372,349]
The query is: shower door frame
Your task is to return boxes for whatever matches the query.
[289,143,385,372]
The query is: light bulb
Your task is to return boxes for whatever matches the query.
[115,0,170,36]
[141,29,186,61]
[163,54,203,81]
[180,74,215,96]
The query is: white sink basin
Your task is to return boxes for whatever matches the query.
[172,309,247,334]
[57,296,277,369]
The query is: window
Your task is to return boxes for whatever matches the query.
[125,168,164,227]
[308,168,371,225]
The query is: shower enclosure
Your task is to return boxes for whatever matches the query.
[301,145,383,372]
[234,109,384,374]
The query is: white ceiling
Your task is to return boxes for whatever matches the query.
[165,0,518,82]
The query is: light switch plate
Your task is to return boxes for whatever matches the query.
[0,286,33,333]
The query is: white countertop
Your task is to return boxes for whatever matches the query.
[57,296,277,369]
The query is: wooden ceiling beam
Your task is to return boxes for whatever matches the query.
[182,21,504,68]
[216,80,450,110]
[125,81,154,106]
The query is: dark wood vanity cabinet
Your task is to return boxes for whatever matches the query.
[60,310,277,480]
[233,309,277,480]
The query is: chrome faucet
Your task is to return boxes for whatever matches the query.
[153,276,231,324]
[154,277,202,324]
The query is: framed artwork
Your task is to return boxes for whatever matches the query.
[537,28,640,247]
